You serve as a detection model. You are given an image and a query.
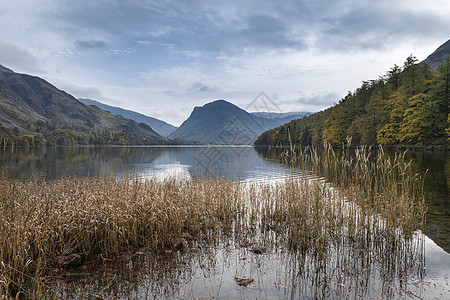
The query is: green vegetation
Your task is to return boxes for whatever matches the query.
[255,56,449,147]
[0,124,170,147]
[0,146,426,298]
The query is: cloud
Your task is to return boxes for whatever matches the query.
[294,91,341,105]
[188,82,220,93]
[74,39,107,49]
[0,41,44,73]
[270,91,341,112]
[55,82,103,99]
[137,40,175,50]
[13,0,448,58]
[1,0,449,126]
[312,0,450,52]
[237,15,306,49]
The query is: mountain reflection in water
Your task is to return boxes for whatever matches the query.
[1,146,448,299]
[1,146,448,252]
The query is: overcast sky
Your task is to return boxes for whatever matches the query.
[1,0,449,126]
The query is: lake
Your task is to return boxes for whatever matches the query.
[1,146,449,299]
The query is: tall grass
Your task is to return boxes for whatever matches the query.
[279,145,427,237]
[0,177,246,297]
[0,146,427,298]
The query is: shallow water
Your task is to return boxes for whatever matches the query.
[1,146,449,299]
[56,234,449,299]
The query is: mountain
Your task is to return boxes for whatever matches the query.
[0,64,167,145]
[78,98,177,136]
[422,38,450,69]
[169,99,309,144]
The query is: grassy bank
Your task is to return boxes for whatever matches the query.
[0,147,427,298]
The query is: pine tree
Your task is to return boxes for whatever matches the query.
[424,57,450,143]
[401,55,426,97]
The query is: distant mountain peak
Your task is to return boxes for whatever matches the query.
[169,99,309,144]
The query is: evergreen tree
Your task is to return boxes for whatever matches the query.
[424,57,450,143]
[401,55,426,97]
[386,64,402,92]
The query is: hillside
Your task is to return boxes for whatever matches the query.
[422,38,450,69]
[169,100,309,144]
[255,53,449,147]
[78,98,177,136]
[0,65,167,146]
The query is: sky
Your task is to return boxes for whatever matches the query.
[0,0,449,126]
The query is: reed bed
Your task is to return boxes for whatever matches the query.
[0,147,427,299]
[280,145,427,237]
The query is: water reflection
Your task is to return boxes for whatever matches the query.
[402,151,450,253]
[1,146,303,182]
[1,146,448,253]
[255,147,450,255]
[1,146,166,179]
[57,234,450,299]
[1,146,449,299]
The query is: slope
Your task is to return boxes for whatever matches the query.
[422,38,450,69]
[78,98,177,137]
[0,65,166,145]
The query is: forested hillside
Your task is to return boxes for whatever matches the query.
[255,56,449,147]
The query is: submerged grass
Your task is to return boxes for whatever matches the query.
[0,146,427,298]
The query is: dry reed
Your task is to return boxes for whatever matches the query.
[0,146,427,298]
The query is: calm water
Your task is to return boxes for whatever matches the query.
[0,146,312,182]
[1,146,449,299]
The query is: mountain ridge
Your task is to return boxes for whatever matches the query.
[422,38,450,69]
[0,64,167,145]
[78,98,177,137]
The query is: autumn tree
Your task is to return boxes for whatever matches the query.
[399,94,428,145]
[377,91,407,145]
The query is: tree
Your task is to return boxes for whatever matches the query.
[399,94,428,145]
[377,91,406,145]
[386,64,402,92]
[424,57,450,143]
[401,55,426,97]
